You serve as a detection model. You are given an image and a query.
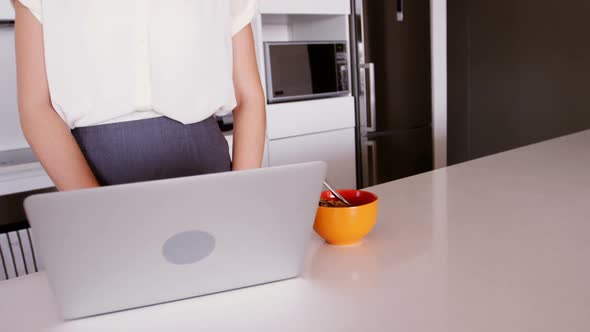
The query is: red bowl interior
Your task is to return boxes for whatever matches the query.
[320,190,378,207]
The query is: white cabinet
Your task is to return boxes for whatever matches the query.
[224,135,234,158]
[260,0,350,15]
[258,6,356,188]
[264,98,356,190]
[266,96,355,140]
[268,128,356,189]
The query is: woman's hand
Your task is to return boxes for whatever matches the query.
[15,2,100,191]
[230,24,266,171]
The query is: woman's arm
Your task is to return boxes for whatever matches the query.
[230,24,266,171]
[14,2,99,191]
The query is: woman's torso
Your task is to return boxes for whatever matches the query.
[19,0,257,128]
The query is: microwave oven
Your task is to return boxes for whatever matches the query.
[264,41,350,104]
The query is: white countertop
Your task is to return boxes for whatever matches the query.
[0,162,54,196]
[1,130,589,331]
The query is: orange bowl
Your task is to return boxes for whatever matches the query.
[314,190,379,246]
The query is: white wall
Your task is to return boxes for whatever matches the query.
[431,0,447,168]
[0,25,27,151]
[0,0,15,21]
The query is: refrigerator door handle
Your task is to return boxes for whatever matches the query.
[360,63,377,133]
[396,0,404,22]
[361,139,378,188]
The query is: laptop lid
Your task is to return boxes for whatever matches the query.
[25,161,327,319]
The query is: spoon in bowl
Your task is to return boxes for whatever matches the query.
[323,181,352,207]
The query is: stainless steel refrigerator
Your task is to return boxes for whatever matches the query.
[350,0,433,188]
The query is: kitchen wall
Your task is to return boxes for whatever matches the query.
[0,23,27,151]
[0,0,14,21]
[0,2,27,227]
[448,0,590,164]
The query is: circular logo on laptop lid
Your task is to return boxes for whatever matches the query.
[162,230,216,265]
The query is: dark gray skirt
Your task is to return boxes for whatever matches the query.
[71,116,231,186]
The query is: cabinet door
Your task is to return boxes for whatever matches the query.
[268,128,356,189]
[224,135,233,159]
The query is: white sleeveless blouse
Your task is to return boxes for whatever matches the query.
[17,0,258,128]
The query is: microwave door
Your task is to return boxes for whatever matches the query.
[265,42,349,104]
[269,44,314,101]
[266,44,313,103]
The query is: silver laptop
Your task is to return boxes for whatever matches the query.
[24,161,327,319]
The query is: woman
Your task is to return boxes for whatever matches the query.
[14,0,266,191]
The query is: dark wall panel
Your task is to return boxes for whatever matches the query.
[448,0,590,164]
